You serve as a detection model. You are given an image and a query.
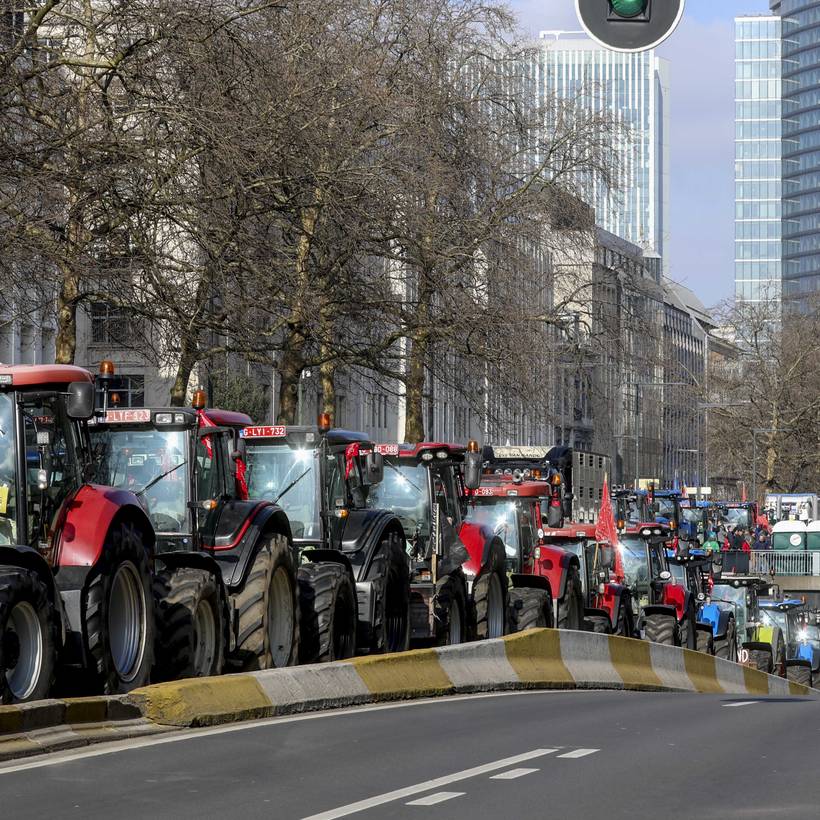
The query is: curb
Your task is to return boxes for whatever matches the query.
[0,629,813,760]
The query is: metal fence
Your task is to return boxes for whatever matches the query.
[747,550,820,577]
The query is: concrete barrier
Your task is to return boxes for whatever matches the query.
[0,629,812,760]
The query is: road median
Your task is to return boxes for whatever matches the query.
[0,629,812,761]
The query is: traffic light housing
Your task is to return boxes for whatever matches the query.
[576,0,685,53]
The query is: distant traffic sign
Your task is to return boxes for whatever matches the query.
[575,0,685,53]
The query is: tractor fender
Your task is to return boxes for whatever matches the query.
[301,548,354,577]
[532,544,580,602]
[661,582,688,623]
[0,545,66,643]
[56,484,155,568]
[340,509,405,582]
[511,573,552,596]
[643,604,678,621]
[591,582,625,629]
[205,501,292,591]
[457,520,494,577]
[584,606,613,629]
[698,602,722,636]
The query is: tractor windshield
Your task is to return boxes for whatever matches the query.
[618,536,651,589]
[245,444,320,539]
[721,507,751,529]
[0,393,16,544]
[366,461,429,543]
[467,500,519,561]
[654,497,677,523]
[760,607,788,633]
[93,428,188,533]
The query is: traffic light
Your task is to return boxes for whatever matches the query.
[575,0,685,53]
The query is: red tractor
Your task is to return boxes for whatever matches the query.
[466,476,586,631]
[370,441,523,644]
[90,387,298,679]
[0,364,158,702]
[241,421,410,662]
[538,522,634,636]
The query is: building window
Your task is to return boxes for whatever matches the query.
[108,375,145,408]
[90,302,138,346]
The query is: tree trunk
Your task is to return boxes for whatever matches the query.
[169,334,199,406]
[405,329,428,443]
[318,297,335,420]
[54,268,79,364]
[277,337,304,424]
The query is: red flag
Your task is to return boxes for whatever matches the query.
[595,475,624,581]
[344,442,360,480]
[197,409,216,457]
[741,482,747,503]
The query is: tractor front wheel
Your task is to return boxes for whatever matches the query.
[0,569,56,703]
[434,573,467,646]
[644,612,679,647]
[298,562,356,663]
[508,587,552,633]
[714,618,737,662]
[365,534,410,654]
[557,566,584,631]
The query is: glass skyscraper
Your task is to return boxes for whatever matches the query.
[771,1,820,303]
[735,15,782,305]
[536,33,670,264]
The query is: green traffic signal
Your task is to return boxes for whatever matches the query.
[610,0,648,17]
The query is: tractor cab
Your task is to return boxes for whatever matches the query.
[611,489,650,531]
[0,366,96,556]
[242,422,384,548]
[679,499,709,545]
[91,392,252,553]
[711,502,757,534]
[650,490,682,532]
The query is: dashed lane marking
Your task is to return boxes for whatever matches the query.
[406,792,465,806]
[723,701,760,708]
[300,749,559,819]
[556,748,600,759]
[489,768,540,780]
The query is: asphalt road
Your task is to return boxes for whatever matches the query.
[2,689,819,820]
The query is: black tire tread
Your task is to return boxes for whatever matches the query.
[297,562,355,663]
[0,569,57,703]
[645,613,679,646]
[364,534,410,654]
[557,565,584,631]
[433,572,466,646]
[153,567,224,681]
[507,587,551,633]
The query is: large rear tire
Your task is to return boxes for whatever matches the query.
[84,519,153,694]
[508,587,552,633]
[695,626,715,655]
[616,599,635,638]
[153,567,225,681]
[748,647,773,674]
[714,618,737,662]
[645,612,679,646]
[473,570,506,640]
[434,573,467,646]
[0,569,57,704]
[557,566,584,631]
[365,534,410,654]
[298,562,356,663]
[229,533,299,671]
[679,605,697,650]
[786,662,812,687]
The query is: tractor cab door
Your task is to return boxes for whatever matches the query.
[19,394,83,554]
[430,465,463,560]
[193,426,235,541]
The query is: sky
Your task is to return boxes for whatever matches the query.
[508,0,775,308]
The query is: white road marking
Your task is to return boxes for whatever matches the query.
[300,749,559,820]
[723,701,760,708]
[406,792,465,806]
[556,748,599,759]
[0,691,577,776]
[489,767,540,780]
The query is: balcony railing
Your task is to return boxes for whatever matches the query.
[714,550,820,577]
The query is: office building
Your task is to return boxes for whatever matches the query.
[735,14,782,305]
[535,32,670,265]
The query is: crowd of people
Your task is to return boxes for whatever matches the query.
[701,522,772,554]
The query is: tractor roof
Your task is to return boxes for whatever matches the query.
[374,442,466,460]
[759,598,805,611]
[0,364,93,388]
[241,425,372,448]
[93,407,252,428]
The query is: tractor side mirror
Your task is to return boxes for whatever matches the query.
[463,451,482,491]
[67,381,95,419]
[362,451,384,486]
